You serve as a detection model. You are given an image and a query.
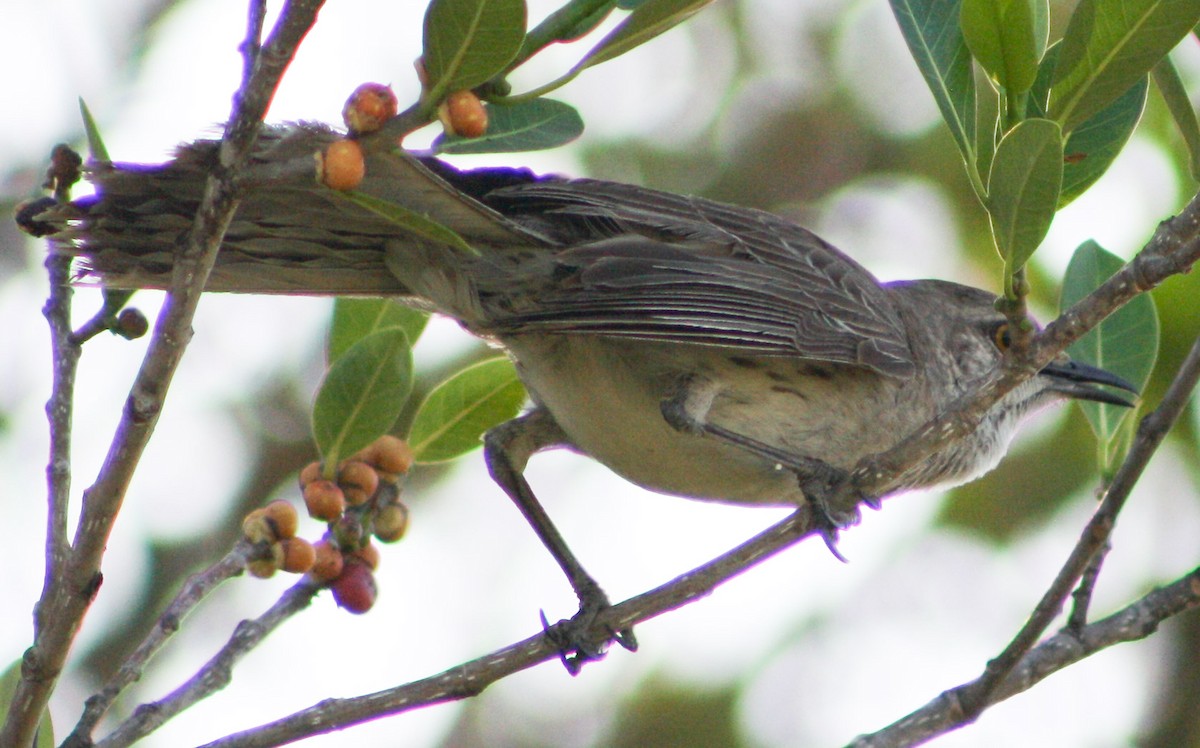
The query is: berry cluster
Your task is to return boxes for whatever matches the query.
[241,435,413,615]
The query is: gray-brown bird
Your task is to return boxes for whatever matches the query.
[35,124,1136,666]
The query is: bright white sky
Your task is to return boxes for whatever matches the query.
[2,1,1198,747]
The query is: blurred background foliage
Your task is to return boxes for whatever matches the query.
[2,0,1200,746]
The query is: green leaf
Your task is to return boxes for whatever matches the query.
[890,0,977,164]
[312,329,414,466]
[1049,0,1200,132]
[1152,56,1200,180]
[79,98,110,162]
[960,0,1043,93]
[1030,42,1147,206]
[423,0,527,96]
[340,190,476,255]
[328,298,428,363]
[1060,240,1159,443]
[409,357,526,463]
[433,98,584,154]
[574,0,715,71]
[987,117,1063,276]
[0,659,54,748]
[1059,75,1146,206]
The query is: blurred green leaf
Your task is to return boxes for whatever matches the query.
[1152,56,1200,181]
[312,329,414,466]
[328,298,429,363]
[409,357,526,463]
[423,0,527,96]
[433,98,584,154]
[341,190,475,255]
[79,98,110,163]
[0,659,54,748]
[960,0,1043,93]
[1060,240,1159,443]
[987,117,1063,277]
[891,0,977,164]
[1049,0,1200,132]
[575,0,715,71]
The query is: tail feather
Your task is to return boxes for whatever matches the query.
[43,123,546,297]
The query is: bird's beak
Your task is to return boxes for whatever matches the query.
[1040,357,1139,408]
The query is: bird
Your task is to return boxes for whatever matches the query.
[33,122,1136,667]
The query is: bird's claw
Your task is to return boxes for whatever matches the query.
[540,590,637,675]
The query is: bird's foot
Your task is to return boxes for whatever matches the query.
[541,586,637,675]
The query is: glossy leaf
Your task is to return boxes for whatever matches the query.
[79,98,110,162]
[312,329,414,466]
[960,0,1043,93]
[1152,56,1200,180]
[423,0,527,95]
[341,190,475,255]
[574,0,715,71]
[891,0,977,163]
[0,659,54,748]
[328,298,428,363]
[1049,0,1200,132]
[434,98,585,154]
[987,118,1063,274]
[1060,240,1159,443]
[409,357,526,463]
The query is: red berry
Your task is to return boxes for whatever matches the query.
[331,560,377,614]
[343,83,398,135]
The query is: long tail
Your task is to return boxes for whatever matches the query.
[42,123,549,301]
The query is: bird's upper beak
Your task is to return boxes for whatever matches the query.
[1039,357,1139,408]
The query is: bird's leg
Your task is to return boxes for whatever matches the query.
[659,389,860,558]
[483,408,637,672]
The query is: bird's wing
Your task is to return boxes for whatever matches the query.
[479,179,916,378]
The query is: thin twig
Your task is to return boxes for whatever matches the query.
[63,542,256,747]
[849,330,1200,747]
[846,565,1200,748]
[196,506,823,748]
[0,3,326,746]
[93,579,321,748]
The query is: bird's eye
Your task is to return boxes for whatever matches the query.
[992,323,1012,351]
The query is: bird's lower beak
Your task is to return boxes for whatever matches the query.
[1040,358,1139,408]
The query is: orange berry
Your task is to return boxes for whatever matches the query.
[241,508,274,545]
[440,90,488,139]
[356,435,413,475]
[351,542,380,570]
[299,460,323,489]
[247,557,277,579]
[304,480,346,521]
[308,539,345,583]
[343,83,398,135]
[263,499,300,539]
[373,503,408,543]
[317,139,365,191]
[338,460,380,506]
[331,560,377,614]
[279,538,317,574]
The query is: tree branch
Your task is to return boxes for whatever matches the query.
[0,2,325,746]
[848,328,1200,747]
[63,542,256,747]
